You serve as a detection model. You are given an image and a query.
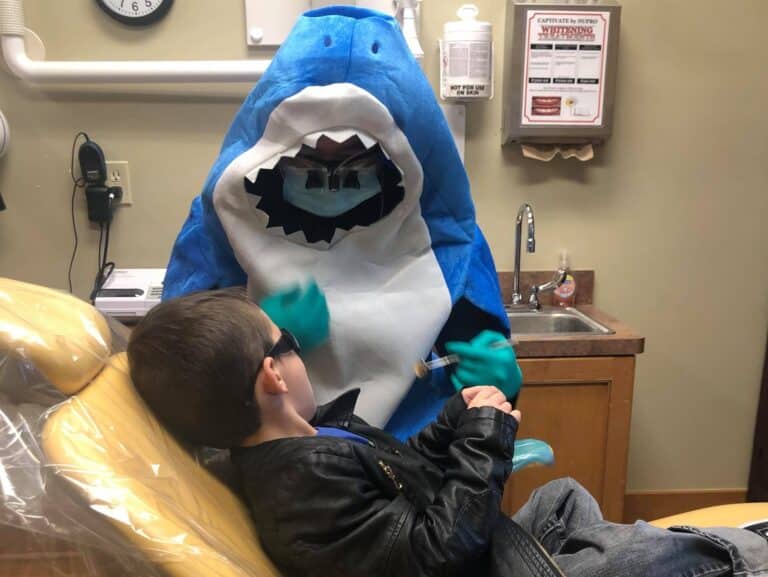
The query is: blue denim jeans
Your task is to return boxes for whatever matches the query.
[512,478,768,577]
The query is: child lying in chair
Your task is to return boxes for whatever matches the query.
[127,289,767,577]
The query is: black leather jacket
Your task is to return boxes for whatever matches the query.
[231,390,563,577]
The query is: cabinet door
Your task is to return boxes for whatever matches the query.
[502,356,635,522]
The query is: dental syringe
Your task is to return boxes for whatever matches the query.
[413,338,517,379]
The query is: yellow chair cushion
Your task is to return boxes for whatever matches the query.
[41,353,282,577]
[0,278,111,394]
[652,503,768,529]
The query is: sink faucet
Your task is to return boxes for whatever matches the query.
[528,269,568,310]
[510,203,568,311]
[511,203,536,306]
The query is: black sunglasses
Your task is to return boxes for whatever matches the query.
[266,328,301,359]
[247,329,300,407]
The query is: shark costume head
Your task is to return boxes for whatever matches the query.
[163,7,509,438]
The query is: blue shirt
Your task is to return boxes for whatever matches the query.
[315,426,369,445]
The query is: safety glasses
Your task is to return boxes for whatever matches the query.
[279,145,384,191]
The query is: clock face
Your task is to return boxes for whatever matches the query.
[96,0,174,26]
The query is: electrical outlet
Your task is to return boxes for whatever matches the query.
[106,161,132,206]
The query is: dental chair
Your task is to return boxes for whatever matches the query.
[0,277,765,577]
[1,278,280,577]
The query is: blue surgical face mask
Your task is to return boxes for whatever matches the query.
[282,167,382,218]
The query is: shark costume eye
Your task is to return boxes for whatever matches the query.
[244,134,405,244]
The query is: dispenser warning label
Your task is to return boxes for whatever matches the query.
[521,11,610,126]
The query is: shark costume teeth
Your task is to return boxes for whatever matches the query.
[243,130,404,243]
[244,130,382,184]
[163,7,508,437]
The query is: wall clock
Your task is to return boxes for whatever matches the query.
[96,0,174,26]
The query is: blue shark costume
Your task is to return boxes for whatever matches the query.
[163,7,509,439]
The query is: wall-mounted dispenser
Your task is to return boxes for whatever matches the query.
[502,0,621,146]
[440,4,493,101]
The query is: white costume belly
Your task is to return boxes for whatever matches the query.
[213,84,452,424]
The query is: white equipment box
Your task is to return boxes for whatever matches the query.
[244,1,402,46]
[94,269,165,320]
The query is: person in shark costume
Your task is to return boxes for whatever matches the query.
[162,6,510,439]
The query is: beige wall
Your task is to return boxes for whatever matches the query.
[1,0,766,491]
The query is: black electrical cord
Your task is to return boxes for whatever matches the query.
[89,196,116,303]
[97,222,104,268]
[67,180,80,293]
[67,131,90,293]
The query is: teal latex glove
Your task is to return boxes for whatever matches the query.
[445,330,523,400]
[259,281,330,353]
[512,439,555,472]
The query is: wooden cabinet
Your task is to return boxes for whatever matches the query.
[502,356,635,522]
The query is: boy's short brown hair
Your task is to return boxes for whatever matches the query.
[127,288,273,448]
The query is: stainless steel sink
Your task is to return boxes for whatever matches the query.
[506,306,614,336]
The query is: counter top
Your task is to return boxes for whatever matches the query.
[513,305,645,358]
[117,271,644,359]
